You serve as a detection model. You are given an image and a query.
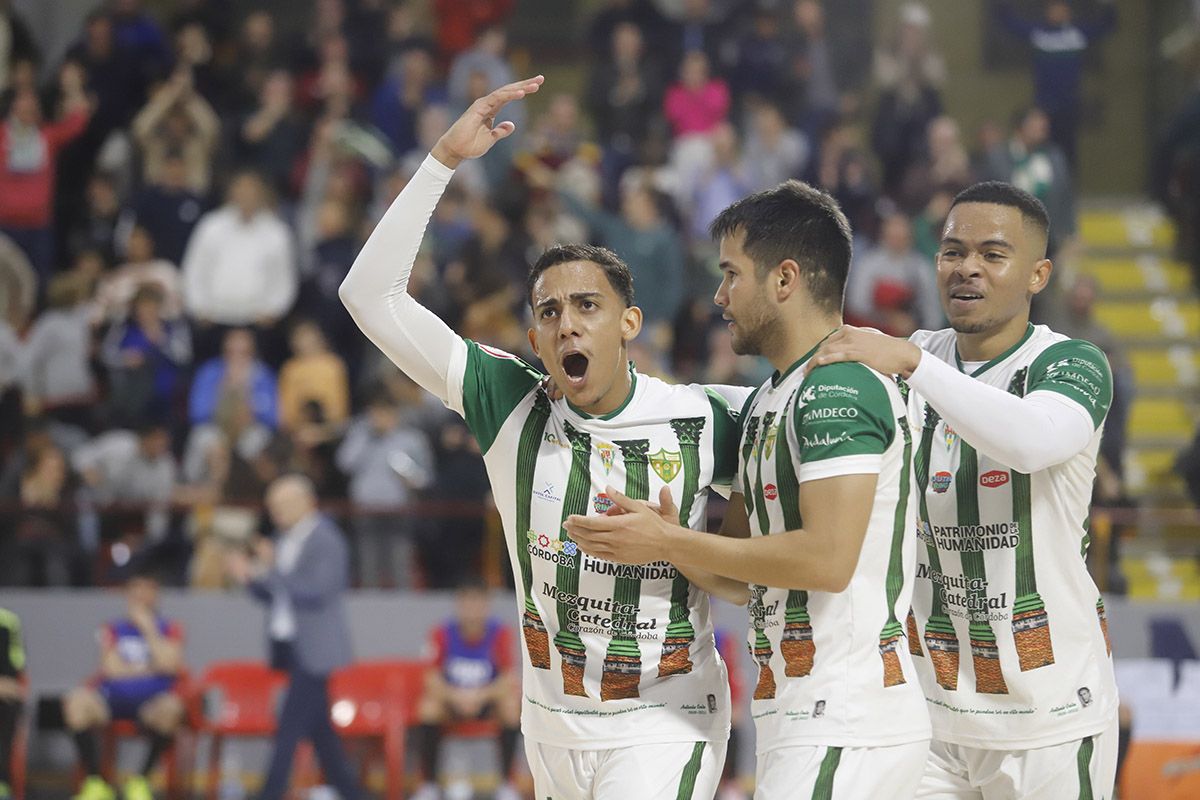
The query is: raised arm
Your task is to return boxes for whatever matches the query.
[339,76,543,411]
[814,326,1108,473]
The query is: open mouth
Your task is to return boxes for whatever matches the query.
[562,352,589,386]
[948,289,984,308]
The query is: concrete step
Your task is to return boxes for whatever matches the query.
[1094,298,1200,339]
[1127,345,1200,389]
[1075,256,1194,296]
[1079,209,1175,251]
[1124,445,1187,497]
[1129,397,1196,439]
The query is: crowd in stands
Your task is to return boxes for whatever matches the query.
[0,0,1123,590]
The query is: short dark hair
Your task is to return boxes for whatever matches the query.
[526,244,635,309]
[950,181,1050,241]
[709,180,853,314]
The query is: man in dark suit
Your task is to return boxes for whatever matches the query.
[227,474,361,800]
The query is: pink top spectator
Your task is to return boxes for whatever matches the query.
[664,79,730,138]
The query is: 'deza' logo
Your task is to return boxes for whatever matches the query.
[764,483,778,501]
[593,493,615,513]
[931,471,952,493]
[980,470,1010,489]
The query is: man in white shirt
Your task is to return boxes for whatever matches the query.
[181,170,296,331]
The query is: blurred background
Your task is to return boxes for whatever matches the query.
[1,0,1199,798]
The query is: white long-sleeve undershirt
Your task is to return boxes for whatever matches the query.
[907,348,1095,474]
[338,154,468,415]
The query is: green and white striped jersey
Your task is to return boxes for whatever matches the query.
[447,340,749,749]
[908,324,1118,749]
[735,346,931,751]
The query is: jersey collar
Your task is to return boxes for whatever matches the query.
[770,327,841,389]
[566,362,639,420]
[954,323,1035,377]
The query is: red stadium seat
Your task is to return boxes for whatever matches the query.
[195,661,286,800]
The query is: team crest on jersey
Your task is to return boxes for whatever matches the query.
[596,442,615,473]
[649,449,682,483]
[763,423,778,459]
[593,493,615,513]
[943,424,958,450]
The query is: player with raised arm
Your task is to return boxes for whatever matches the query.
[339,76,750,799]
[812,182,1118,799]
[567,181,931,798]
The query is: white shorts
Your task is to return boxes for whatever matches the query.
[527,739,727,800]
[916,717,1119,800]
[754,740,929,799]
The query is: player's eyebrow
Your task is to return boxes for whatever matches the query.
[535,291,602,311]
[940,236,1014,250]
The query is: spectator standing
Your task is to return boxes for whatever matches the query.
[740,103,809,193]
[94,225,184,323]
[235,70,307,199]
[3,444,78,587]
[370,44,447,159]
[0,73,90,282]
[226,474,362,800]
[0,1,37,95]
[663,51,729,139]
[871,2,944,197]
[433,0,515,62]
[277,320,348,436]
[997,0,1117,168]
[0,606,24,800]
[188,328,277,429]
[335,391,433,587]
[559,181,685,342]
[132,66,220,196]
[181,171,296,359]
[585,21,664,203]
[130,152,205,266]
[411,581,520,800]
[64,567,186,800]
[99,284,191,427]
[982,106,1076,257]
[845,212,941,334]
[20,273,98,431]
[0,233,35,332]
[72,422,177,541]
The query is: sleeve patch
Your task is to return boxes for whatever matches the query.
[793,363,894,466]
[1027,340,1112,429]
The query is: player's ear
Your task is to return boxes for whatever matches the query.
[776,258,801,301]
[527,326,539,356]
[1029,258,1053,296]
[621,305,643,342]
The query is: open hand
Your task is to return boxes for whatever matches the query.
[431,76,544,169]
[562,485,676,565]
[812,325,923,378]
